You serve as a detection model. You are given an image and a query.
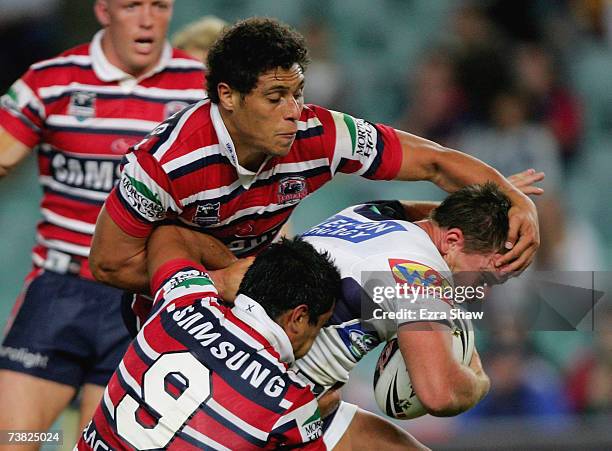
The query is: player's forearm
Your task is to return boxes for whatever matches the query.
[394,131,530,205]
[90,247,150,293]
[442,365,490,416]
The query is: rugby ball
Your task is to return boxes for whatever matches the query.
[373,317,475,419]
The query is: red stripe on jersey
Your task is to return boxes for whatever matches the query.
[210,373,282,430]
[187,409,256,449]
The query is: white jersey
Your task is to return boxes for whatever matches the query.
[296,202,455,391]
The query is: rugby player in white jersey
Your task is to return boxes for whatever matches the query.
[296,183,514,449]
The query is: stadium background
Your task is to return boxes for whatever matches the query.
[0,1,611,449]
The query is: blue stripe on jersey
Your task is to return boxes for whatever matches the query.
[32,62,92,72]
[362,122,386,178]
[167,153,232,180]
[132,338,155,367]
[176,428,220,451]
[157,304,289,414]
[251,165,329,189]
[295,124,324,140]
[46,124,149,136]
[200,403,268,447]
[211,208,292,234]
[144,102,198,156]
[43,91,201,106]
[41,186,105,205]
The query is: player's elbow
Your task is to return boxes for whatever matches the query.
[89,250,120,285]
[418,387,464,417]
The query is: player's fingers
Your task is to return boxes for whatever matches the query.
[503,211,521,251]
[499,243,536,274]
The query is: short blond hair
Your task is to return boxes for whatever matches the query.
[172,15,227,53]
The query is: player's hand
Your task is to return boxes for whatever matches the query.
[507,168,545,196]
[495,193,540,274]
[209,257,255,302]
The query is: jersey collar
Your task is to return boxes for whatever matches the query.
[232,294,295,365]
[210,102,271,188]
[90,30,172,85]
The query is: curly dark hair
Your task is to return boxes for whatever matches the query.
[239,237,341,325]
[431,182,511,253]
[206,17,310,103]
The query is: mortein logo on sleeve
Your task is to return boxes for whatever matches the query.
[120,175,165,221]
[278,176,308,205]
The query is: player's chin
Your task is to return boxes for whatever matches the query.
[271,140,294,157]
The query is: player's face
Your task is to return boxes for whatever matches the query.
[292,308,334,359]
[448,250,500,287]
[225,64,305,166]
[95,0,173,77]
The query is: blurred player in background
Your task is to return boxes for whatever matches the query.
[172,15,227,63]
[90,18,540,307]
[0,0,205,439]
[78,227,342,450]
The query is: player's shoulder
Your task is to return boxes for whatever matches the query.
[133,100,217,163]
[29,42,91,72]
[167,48,206,71]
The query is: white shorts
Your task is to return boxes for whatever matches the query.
[322,401,359,449]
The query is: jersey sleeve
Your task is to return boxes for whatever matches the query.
[268,391,325,449]
[0,69,46,147]
[150,258,218,306]
[314,105,403,180]
[105,148,181,237]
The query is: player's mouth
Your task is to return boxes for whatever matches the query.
[134,37,155,54]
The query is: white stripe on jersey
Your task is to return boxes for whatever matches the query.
[39,175,110,201]
[179,179,243,206]
[36,234,90,257]
[41,209,96,234]
[31,54,92,70]
[46,115,159,133]
[136,332,161,361]
[161,144,221,173]
[151,100,204,160]
[257,158,330,182]
[103,387,115,420]
[297,116,323,130]
[118,361,142,397]
[39,143,123,160]
[165,58,204,70]
[38,83,204,102]
[182,426,231,451]
[205,399,269,441]
[279,399,293,409]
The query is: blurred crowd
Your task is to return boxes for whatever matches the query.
[1,0,611,447]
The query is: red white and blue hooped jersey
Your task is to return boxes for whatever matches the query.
[0,30,205,279]
[105,100,403,257]
[296,202,455,392]
[76,259,324,450]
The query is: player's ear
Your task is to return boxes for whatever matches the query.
[217,83,237,112]
[441,227,464,254]
[287,304,310,334]
[94,0,111,27]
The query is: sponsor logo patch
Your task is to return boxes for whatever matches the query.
[302,214,404,243]
[388,259,451,289]
[120,176,165,221]
[192,202,220,225]
[342,113,377,158]
[337,323,381,360]
[68,91,96,120]
[278,176,308,204]
[299,409,322,442]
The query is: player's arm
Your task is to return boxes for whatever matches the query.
[396,321,490,416]
[0,127,30,177]
[91,211,240,294]
[398,168,546,221]
[393,130,539,274]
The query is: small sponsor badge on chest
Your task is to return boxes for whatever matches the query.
[193,202,221,225]
[68,91,96,121]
